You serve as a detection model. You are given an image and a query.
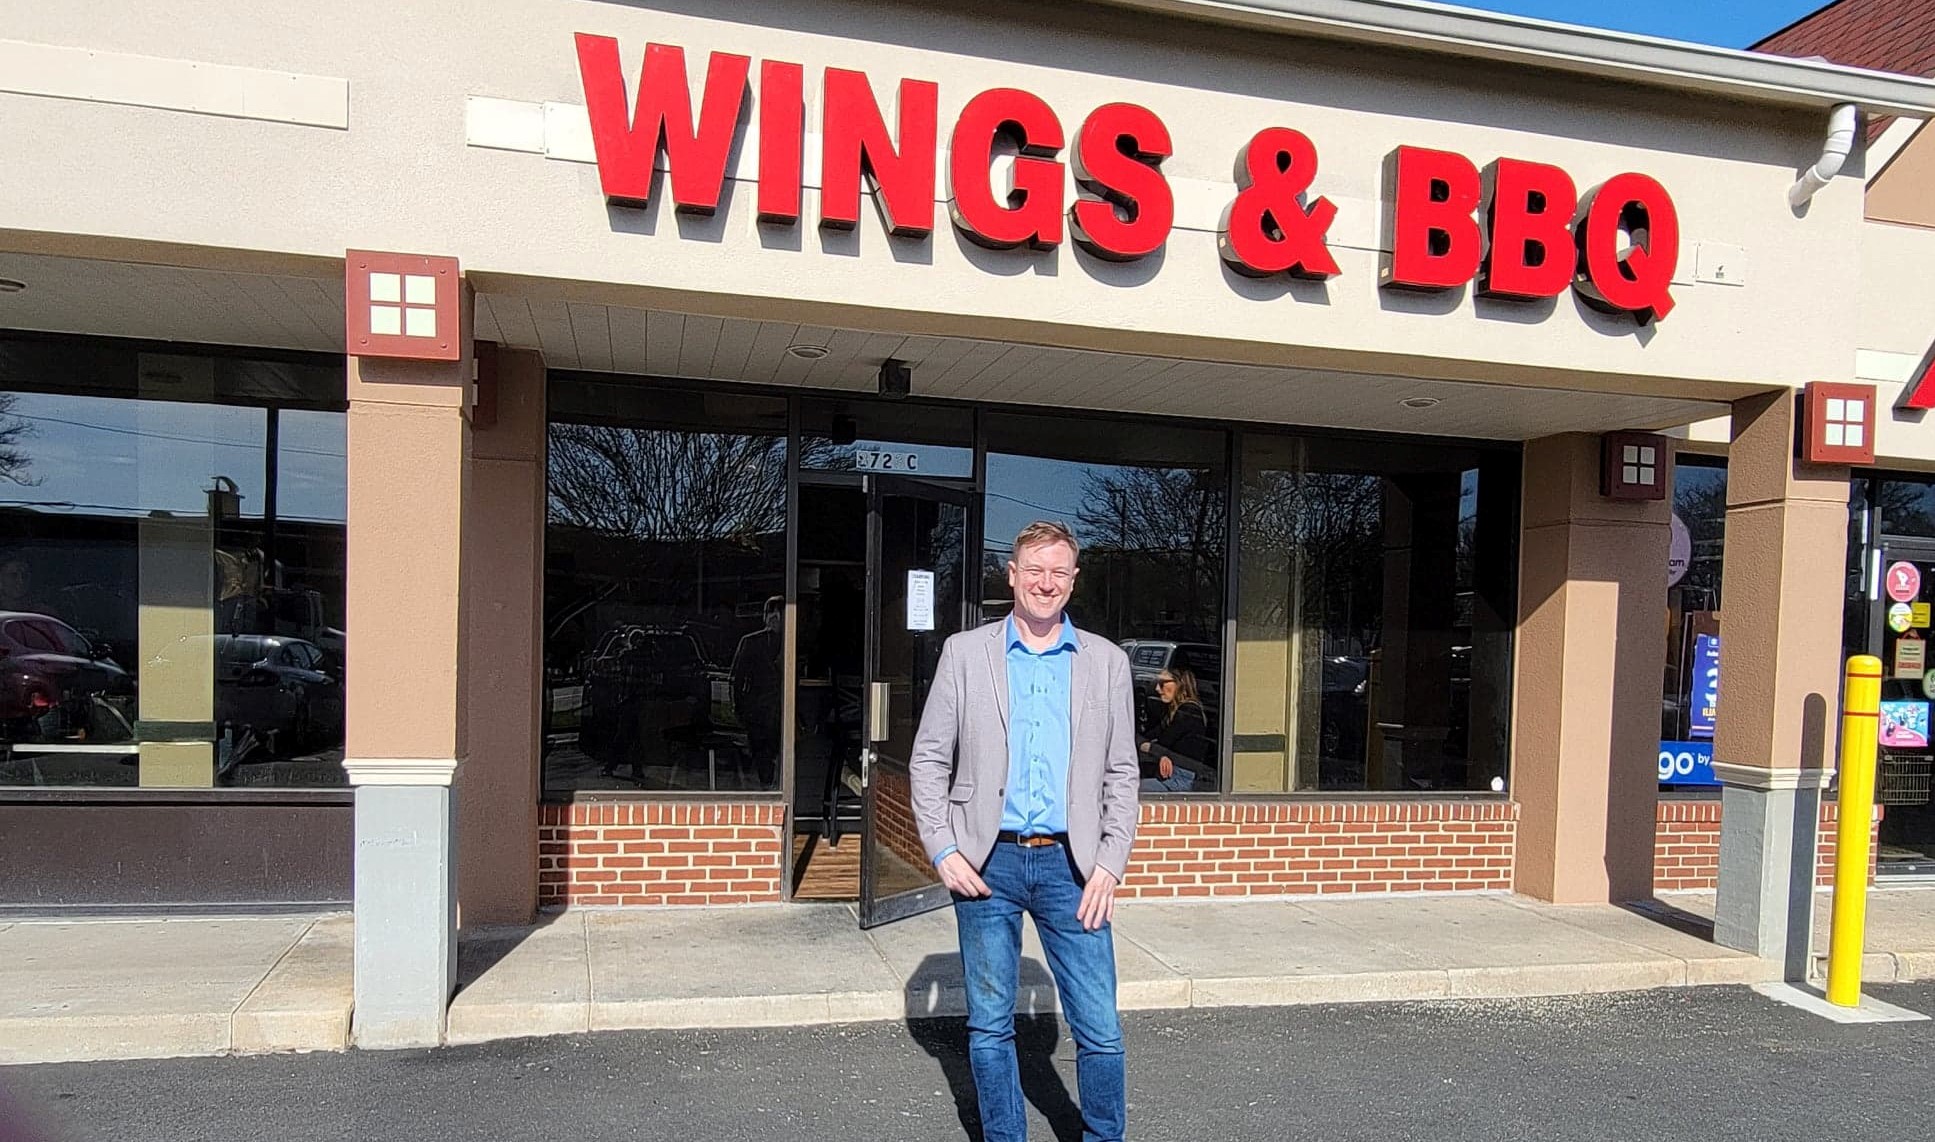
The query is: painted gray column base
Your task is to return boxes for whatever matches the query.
[349,774,459,1049]
[1712,766,1827,981]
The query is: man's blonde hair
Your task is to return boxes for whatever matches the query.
[1012,520,1079,562]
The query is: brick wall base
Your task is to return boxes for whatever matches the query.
[535,797,1892,905]
[1122,800,1518,898]
[1654,799,1881,892]
[538,801,785,907]
[539,798,1519,905]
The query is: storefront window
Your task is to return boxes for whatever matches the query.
[1233,434,1516,793]
[0,337,348,789]
[543,376,789,794]
[1662,456,1725,744]
[982,412,1228,793]
[1876,477,1935,539]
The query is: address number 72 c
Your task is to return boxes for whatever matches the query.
[855,450,919,472]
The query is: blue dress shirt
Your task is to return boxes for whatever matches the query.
[1000,615,1077,836]
[934,616,1080,868]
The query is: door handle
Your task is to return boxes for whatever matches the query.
[868,681,890,742]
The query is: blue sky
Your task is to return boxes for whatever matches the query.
[1440,1,1826,49]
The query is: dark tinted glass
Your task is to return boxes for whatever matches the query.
[1235,434,1517,793]
[800,398,973,478]
[1663,457,1725,742]
[0,337,347,789]
[543,376,789,794]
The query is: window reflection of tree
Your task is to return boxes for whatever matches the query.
[1071,465,1226,641]
[1673,466,1728,609]
[543,424,824,790]
[0,393,35,487]
[1241,470,1383,654]
[547,425,791,541]
[1878,479,1935,539]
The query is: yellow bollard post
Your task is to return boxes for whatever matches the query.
[1826,654,1883,1007]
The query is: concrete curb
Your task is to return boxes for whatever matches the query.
[231,917,354,1055]
[0,1013,233,1066]
[433,955,1799,1043]
[10,909,1933,1064]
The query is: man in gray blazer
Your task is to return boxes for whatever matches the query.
[909,520,1140,1142]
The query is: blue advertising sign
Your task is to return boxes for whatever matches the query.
[1688,633,1719,739]
[1658,740,1718,786]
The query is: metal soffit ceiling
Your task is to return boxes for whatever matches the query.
[0,252,1724,441]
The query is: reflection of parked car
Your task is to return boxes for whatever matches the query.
[212,634,344,757]
[1121,640,1222,734]
[0,611,135,743]
[579,626,718,774]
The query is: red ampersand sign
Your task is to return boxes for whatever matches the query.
[1218,127,1339,280]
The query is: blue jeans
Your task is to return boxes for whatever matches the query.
[953,839,1126,1142]
[1139,768,1196,793]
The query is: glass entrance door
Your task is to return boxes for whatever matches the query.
[858,476,973,928]
[1873,542,1935,875]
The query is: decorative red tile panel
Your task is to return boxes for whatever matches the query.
[345,249,463,361]
[1800,382,1877,465]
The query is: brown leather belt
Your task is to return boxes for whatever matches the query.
[997,831,1065,847]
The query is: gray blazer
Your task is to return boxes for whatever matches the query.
[908,619,1141,880]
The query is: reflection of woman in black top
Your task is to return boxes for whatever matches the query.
[1139,665,1206,793]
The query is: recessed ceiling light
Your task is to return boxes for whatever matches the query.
[0,279,25,294]
[1398,395,1442,410]
[786,344,829,360]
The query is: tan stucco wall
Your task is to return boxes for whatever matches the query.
[458,347,546,924]
[0,0,1863,399]
[1512,434,1666,903]
[1712,392,1849,775]
[344,353,471,763]
[1675,113,1935,465]
[1870,122,1935,230]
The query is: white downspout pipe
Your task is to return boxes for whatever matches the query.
[1789,102,1859,207]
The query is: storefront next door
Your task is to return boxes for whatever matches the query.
[1871,540,1935,875]
[793,469,976,926]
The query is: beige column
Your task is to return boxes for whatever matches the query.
[1711,390,1849,975]
[343,289,473,1048]
[1512,434,1668,904]
[458,346,545,924]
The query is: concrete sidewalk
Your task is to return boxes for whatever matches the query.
[6,888,1935,1065]
[0,913,351,1065]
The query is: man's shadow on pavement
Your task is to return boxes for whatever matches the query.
[904,952,1084,1142]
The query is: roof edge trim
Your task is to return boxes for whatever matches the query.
[1094,0,1935,117]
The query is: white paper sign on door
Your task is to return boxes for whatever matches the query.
[907,569,935,631]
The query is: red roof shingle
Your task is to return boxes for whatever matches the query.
[1753,0,1935,136]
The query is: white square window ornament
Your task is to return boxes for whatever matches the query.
[1827,398,1846,421]
[404,274,437,306]
[1846,424,1864,448]
[404,307,437,338]
[1639,446,1656,465]
[1846,400,1865,422]
[1825,423,1845,446]
[369,304,402,336]
[1623,465,1640,483]
[369,273,402,304]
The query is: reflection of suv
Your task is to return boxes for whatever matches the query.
[212,634,344,756]
[0,611,135,744]
[579,627,718,768]
[1120,640,1222,733]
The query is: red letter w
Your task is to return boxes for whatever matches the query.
[575,35,749,213]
